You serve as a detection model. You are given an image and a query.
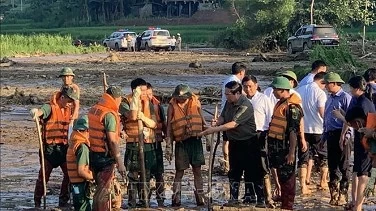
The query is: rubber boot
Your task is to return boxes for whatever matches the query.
[319,167,329,190]
[127,181,138,208]
[329,182,339,205]
[299,167,312,195]
[229,181,240,201]
[264,175,276,208]
[171,182,181,207]
[194,190,206,206]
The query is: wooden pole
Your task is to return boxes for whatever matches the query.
[138,99,148,207]
[207,103,218,210]
[103,72,108,93]
[310,0,315,25]
[35,118,47,209]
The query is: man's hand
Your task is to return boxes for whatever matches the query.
[30,108,39,119]
[359,128,375,138]
[211,118,218,127]
[198,127,216,137]
[332,108,345,119]
[117,163,126,178]
[286,152,295,165]
[133,87,142,99]
[300,139,308,152]
[137,111,144,120]
[339,133,347,151]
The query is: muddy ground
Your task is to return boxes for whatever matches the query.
[1,50,375,210]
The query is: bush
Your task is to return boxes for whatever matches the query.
[0,34,106,57]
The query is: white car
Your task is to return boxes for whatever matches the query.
[138,28,171,51]
[103,30,137,51]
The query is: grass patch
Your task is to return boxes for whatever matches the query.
[342,25,376,40]
[0,24,229,45]
[0,34,105,57]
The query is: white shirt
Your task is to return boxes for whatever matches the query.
[220,75,241,112]
[170,38,176,46]
[298,73,315,87]
[248,91,273,131]
[296,82,327,134]
[263,87,302,106]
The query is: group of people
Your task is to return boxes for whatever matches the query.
[29,62,376,211]
[200,61,376,210]
[29,68,208,210]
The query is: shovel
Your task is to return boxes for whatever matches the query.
[34,117,47,209]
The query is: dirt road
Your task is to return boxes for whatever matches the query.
[0,51,372,210]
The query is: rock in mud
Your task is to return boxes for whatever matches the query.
[0,57,16,67]
[189,61,202,68]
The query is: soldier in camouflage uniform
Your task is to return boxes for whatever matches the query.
[267,77,304,210]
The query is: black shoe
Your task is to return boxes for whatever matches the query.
[224,200,241,206]
[58,201,70,207]
[256,201,266,208]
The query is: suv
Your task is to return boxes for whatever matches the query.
[103,30,137,51]
[138,28,171,51]
[287,24,339,54]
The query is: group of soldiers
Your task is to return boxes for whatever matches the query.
[29,62,376,211]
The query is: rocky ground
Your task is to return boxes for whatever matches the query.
[1,50,376,210]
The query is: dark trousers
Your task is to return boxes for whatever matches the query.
[326,130,350,191]
[228,137,264,202]
[34,159,70,207]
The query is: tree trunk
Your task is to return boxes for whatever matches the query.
[85,0,90,23]
[102,0,106,23]
[119,0,125,19]
[310,0,314,24]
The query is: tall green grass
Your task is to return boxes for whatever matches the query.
[0,34,105,57]
[0,24,229,44]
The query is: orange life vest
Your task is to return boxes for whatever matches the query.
[88,93,120,153]
[361,113,376,151]
[123,94,156,143]
[170,94,203,142]
[151,96,164,142]
[67,130,90,183]
[42,92,71,145]
[268,93,302,141]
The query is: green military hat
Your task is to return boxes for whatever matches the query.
[61,86,79,101]
[280,70,298,87]
[73,115,89,130]
[59,67,75,77]
[106,86,123,98]
[324,72,345,84]
[172,84,192,99]
[270,76,292,90]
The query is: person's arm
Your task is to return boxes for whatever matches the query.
[166,104,174,145]
[197,100,208,126]
[286,105,302,164]
[104,113,125,175]
[76,144,94,180]
[30,104,51,120]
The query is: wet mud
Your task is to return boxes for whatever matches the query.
[0,51,374,210]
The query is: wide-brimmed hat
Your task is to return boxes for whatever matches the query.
[269,76,292,90]
[280,70,298,87]
[324,72,345,84]
[61,86,79,101]
[59,67,75,77]
[73,115,89,130]
[172,84,192,99]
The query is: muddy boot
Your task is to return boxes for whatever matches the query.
[127,181,138,208]
[194,190,206,206]
[337,183,348,206]
[264,175,276,208]
[319,167,329,190]
[171,182,181,207]
[329,182,339,205]
[299,167,311,196]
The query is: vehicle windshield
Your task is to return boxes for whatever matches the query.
[313,27,337,36]
[153,31,170,36]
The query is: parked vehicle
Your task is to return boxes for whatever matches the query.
[287,24,339,54]
[138,28,171,51]
[102,30,137,51]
